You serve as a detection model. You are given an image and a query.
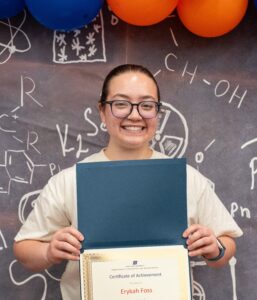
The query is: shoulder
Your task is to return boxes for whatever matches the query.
[151,150,209,193]
[48,150,107,187]
[79,149,108,163]
[152,151,207,180]
[186,164,209,186]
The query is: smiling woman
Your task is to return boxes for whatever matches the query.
[99,66,161,159]
[13,64,243,300]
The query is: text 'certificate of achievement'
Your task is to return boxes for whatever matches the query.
[76,158,191,300]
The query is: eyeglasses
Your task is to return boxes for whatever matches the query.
[101,100,162,119]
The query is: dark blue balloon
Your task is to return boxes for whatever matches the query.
[25,0,104,31]
[0,0,25,19]
[255,0,257,10]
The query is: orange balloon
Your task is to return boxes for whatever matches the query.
[177,0,248,37]
[107,0,178,26]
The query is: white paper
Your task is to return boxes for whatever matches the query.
[80,246,191,300]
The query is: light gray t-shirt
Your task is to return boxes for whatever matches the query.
[15,149,243,300]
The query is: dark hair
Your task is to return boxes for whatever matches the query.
[99,64,161,104]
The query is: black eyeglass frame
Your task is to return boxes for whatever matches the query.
[101,100,162,119]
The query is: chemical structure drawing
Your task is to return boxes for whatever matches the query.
[0,150,46,195]
[0,10,31,64]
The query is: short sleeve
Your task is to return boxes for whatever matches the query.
[187,165,243,238]
[14,169,73,242]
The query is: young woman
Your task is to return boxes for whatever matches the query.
[13,64,242,300]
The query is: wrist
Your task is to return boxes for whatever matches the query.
[42,242,52,267]
[203,238,226,262]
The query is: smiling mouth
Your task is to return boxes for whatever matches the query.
[122,126,145,132]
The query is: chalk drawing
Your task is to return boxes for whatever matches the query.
[0,150,46,195]
[0,10,31,64]
[241,137,257,190]
[151,101,188,158]
[190,257,238,299]
[0,230,8,250]
[53,11,106,63]
[9,260,47,300]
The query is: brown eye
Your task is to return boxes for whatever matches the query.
[113,100,130,109]
[140,102,156,111]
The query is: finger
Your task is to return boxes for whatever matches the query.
[52,249,80,262]
[187,228,211,245]
[57,231,83,249]
[188,244,216,258]
[55,240,81,256]
[62,227,84,241]
[182,224,202,238]
[187,236,212,251]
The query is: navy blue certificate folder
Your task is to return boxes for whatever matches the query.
[76,158,187,250]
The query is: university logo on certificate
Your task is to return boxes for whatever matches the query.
[77,158,191,300]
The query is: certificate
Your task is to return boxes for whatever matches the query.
[77,159,190,299]
[80,245,191,300]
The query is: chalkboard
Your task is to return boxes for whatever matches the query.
[0,2,256,299]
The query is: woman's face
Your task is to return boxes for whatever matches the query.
[100,71,159,151]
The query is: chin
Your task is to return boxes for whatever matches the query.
[121,138,150,150]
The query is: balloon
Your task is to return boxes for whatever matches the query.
[0,0,25,19]
[254,0,257,10]
[177,0,248,38]
[25,0,104,31]
[107,0,178,26]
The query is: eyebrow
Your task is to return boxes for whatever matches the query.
[110,94,157,100]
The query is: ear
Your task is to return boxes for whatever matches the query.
[98,103,106,124]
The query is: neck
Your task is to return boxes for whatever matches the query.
[104,144,153,161]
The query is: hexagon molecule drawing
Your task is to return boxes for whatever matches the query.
[0,150,45,194]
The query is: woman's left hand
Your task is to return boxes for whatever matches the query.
[182,224,219,259]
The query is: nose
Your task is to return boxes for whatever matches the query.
[127,104,142,119]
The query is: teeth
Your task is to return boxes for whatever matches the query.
[123,126,143,131]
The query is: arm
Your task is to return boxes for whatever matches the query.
[13,227,84,272]
[183,224,236,268]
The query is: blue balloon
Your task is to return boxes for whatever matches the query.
[25,0,104,31]
[0,0,25,19]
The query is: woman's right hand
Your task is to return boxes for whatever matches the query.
[46,227,84,265]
